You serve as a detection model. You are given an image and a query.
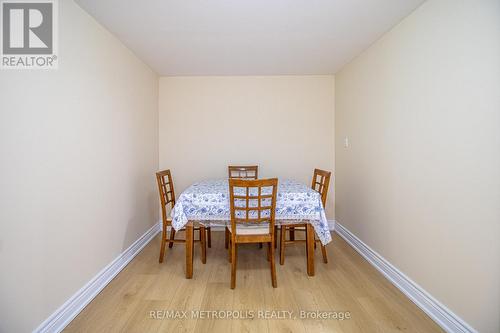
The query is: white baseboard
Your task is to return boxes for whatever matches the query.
[34,222,161,333]
[334,222,476,333]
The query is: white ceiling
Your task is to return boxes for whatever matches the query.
[75,0,425,76]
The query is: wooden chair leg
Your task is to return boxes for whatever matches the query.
[168,228,176,248]
[159,221,168,263]
[230,241,237,289]
[279,225,286,265]
[207,227,212,248]
[274,226,278,248]
[320,243,328,264]
[228,232,232,263]
[289,227,295,241]
[267,242,271,261]
[270,240,277,288]
[225,228,229,249]
[259,243,263,248]
[200,225,206,264]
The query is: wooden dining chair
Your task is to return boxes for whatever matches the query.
[227,165,270,248]
[279,169,331,265]
[227,178,278,289]
[228,165,258,180]
[156,169,208,264]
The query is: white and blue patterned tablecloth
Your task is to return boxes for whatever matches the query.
[171,179,333,245]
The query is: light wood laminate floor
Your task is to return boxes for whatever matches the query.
[64,231,442,332]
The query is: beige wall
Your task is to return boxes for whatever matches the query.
[335,1,500,332]
[0,1,159,332]
[159,76,335,217]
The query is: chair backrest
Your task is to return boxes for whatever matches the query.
[228,165,258,180]
[311,169,331,207]
[228,178,278,234]
[156,169,176,223]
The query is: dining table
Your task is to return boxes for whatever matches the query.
[170,178,334,278]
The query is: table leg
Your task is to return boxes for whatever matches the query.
[200,225,206,264]
[306,224,315,276]
[185,222,194,279]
